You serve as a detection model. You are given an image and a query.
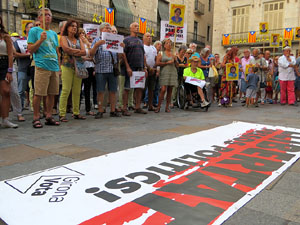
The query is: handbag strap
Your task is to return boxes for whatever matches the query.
[109,51,116,65]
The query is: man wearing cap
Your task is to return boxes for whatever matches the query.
[278,47,297,105]
[183,56,209,107]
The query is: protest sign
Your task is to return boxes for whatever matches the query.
[1,122,300,225]
[270,34,280,47]
[160,21,187,43]
[130,71,146,89]
[16,40,28,54]
[185,76,206,89]
[226,63,239,81]
[169,4,186,27]
[259,22,269,35]
[102,32,124,53]
[83,24,100,39]
[21,20,34,37]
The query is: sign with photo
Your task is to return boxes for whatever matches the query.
[259,22,269,35]
[226,63,239,81]
[130,71,146,89]
[282,38,292,48]
[21,20,34,37]
[245,64,255,79]
[295,27,300,40]
[83,24,100,39]
[1,122,300,225]
[169,4,186,27]
[270,34,280,47]
[160,21,187,43]
[102,32,124,53]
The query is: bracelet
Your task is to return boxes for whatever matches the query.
[7,68,13,73]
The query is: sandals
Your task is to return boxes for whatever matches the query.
[74,114,86,120]
[155,107,160,113]
[17,115,25,122]
[121,110,131,116]
[59,116,69,122]
[86,111,95,116]
[45,117,60,126]
[165,108,171,113]
[32,119,43,128]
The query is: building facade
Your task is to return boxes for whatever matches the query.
[0,0,213,47]
[212,0,300,56]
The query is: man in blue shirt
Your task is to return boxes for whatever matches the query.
[28,8,60,128]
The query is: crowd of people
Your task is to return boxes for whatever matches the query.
[0,8,299,129]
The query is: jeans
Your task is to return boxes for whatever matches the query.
[82,67,97,112]
[11,72,22,115]
[17,71,30,108]
[144,78,159,105]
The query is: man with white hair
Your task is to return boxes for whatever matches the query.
[278,46,297,105]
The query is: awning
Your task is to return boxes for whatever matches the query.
[158,0,169,21]
[111,0,133,16]
[112,0,134,28]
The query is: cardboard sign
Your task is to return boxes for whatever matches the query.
[226,63,239,81]
[169,4,186,27]
[130,71,146,89]
[185,76,206,89]
[160,21,187,43]
[1,122,300,225]
[270,34,280,47]
[17,40,28,54]
[83,24,100,39]
[102,32,124,53]
[259,22,269,35]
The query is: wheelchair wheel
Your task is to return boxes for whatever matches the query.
[177,84,186,109]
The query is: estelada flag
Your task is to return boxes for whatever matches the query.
[284,28,293,39]
[222,34,230,45]
[105,8,114,26]
[139,17,147,34]
[248,31,256,43]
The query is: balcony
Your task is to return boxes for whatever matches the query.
[194,0,205,15]
[188,32,205,47]
[222,27,299,47]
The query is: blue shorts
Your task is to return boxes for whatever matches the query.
[95,73,118,92]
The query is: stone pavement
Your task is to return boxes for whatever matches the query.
[0,102,300,225]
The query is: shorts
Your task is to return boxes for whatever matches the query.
[246,88,256,98]
[96,73,118,92]
[0,56,8,81]
[124,67,144,90]
[184,82,198,94]
[240,78,247,93]
[146,71,156,91]
[295,76,300,90]
[34,67,59,96]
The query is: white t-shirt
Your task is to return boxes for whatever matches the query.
[144,45,157,68]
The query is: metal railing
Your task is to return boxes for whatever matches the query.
[188,32,205,47]
[222,27,299,46]
[194,0,205,15]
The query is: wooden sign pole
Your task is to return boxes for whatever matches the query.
[42,0,45,29]
[173,26,177,54]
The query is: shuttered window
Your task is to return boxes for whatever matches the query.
[232,6,249,41]
[50,0,77,15]
[263,1,284,30]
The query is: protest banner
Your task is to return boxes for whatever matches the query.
[130,71,146,89]
[16,40,29,54]
[102,32,124,53]
[21,20,34,37]
[1,122,300,225]
[160,21,187,43]
[185,77,206,89]
[83,24,100,39]
[226,63,239,81]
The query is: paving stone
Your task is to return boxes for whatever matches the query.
[45,145,99,157]
[0,144,52,167]
[38,142,72,150]
[289,159,300,173]
[223,207,289,225]
[66,149,106,160]
[161,124,218,135]
[271,172,300,198]
[0,155,75,181]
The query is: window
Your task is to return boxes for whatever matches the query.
[194,21,198,40]
[50,0,77,15]
[208,0,211,12]
[264,1,284,30]
[232,6,249,40]
[207,25,210,41]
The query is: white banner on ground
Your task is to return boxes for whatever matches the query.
[130,71,146,89]
[160,20,187,43]
[83,24,100,39]
[17,40,28,54]
[185,76,206,89]
[1,122,300,225]
[102,32,124,53]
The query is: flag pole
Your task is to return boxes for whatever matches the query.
[42,0,45,29]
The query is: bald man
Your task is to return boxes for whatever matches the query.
[122,22,148,116]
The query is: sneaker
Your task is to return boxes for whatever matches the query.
[94,104,98,109]
[95,112,103,119]
[201,100,209,107]
[110,111,121,117]
[2,119,18,128]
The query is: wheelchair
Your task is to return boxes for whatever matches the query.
[177,81,211,112]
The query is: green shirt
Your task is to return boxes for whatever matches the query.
[183,67,205,80]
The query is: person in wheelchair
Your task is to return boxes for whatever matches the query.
[183,56,210,108]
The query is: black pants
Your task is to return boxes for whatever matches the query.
[82,67,97,112]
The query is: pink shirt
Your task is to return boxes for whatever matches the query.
[241,56,254,79]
